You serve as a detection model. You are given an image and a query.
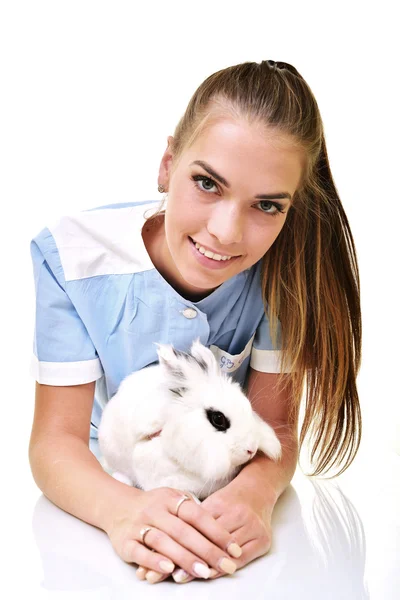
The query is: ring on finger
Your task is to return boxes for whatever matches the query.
[139,492,196,548]
[174,493,193,517]
[139,526,152,548]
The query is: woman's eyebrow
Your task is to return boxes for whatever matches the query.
[190,160,292,201]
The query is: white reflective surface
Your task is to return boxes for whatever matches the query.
[13,443,399,600]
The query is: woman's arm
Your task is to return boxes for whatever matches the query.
[225,368,299,511]
[29,381,142,532]
[29,382,241,583]
[195,368,299,579]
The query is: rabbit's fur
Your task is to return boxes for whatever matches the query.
[98,339,281,500]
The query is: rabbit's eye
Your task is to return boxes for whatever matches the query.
[206,409,231,432]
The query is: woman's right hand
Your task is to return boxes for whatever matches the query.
[106,485,241,584]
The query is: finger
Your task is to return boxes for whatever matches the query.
[171,568,195,583]
[223,536,271,571]
[137,563,223,584]
[136,565,172,585]
[138,565,218,584]
[121,538,176,576]
[211,509,272,561]
[140,520,238,579]
[140,567,195,584]
[208,568,225,580]
[136,566,147,580]
[172,567,223,583]
[172,500,243,559]
[129,493,242,580]
[144,566,222,584]
[200,508,272,572]
[145,570,170,584]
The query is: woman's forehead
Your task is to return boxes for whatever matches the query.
[181,119,305,189]
[187,114,302,156]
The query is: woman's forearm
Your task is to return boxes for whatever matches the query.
[29,432,142,534]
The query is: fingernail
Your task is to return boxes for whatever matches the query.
[146,570,165,584]
[136,566,147,580]
[227,542,242,558]
[172,568,191,583]
[209,568,219,578]
[193,562,210,579]
[218,557,237,574]
[159,560,175,573]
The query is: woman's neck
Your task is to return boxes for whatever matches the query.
[141,215,217,302]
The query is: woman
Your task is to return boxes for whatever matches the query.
[29,59,361,584]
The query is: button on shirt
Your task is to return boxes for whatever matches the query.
[182,308,198,319]
[30,201,285,438]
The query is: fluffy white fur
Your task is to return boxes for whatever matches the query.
[98,339,282,500]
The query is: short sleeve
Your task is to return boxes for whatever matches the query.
[30,227,104,385]
[250,312,290,373]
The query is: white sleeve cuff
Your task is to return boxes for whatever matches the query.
[30,354,104,385]
[250,348,289,373]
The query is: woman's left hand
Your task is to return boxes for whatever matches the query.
[136,483,275,584]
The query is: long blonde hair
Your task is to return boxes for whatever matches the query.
[154,60,362,477]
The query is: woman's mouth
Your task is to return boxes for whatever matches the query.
[188,237,240,268]
[192,239,233,261]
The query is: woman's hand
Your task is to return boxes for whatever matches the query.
[106,485,241,584]
[137,483,274,584]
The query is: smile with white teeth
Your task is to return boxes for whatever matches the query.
[193,240,233,261]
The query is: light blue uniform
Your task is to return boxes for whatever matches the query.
[30,201,285,439]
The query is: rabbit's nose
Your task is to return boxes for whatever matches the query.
[247,448,256,456]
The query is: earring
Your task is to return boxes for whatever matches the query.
[158,184,166,193]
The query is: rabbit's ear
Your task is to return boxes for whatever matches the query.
[253,412,282,461]
[189,338,219,376]
[156,344,185,376]
[155,343,189,390]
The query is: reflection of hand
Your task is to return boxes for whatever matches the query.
[137,484,272,584]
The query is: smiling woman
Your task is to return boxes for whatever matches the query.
[143,118,303,300]
[145,61,361,484]
[29,59,361,586]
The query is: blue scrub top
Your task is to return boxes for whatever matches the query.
[30,201,285,438]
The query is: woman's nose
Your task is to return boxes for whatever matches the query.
[207,204,243,245]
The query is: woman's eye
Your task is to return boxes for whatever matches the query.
[191,175,286,216]
[257,200,285,216]
[192,175,218,193]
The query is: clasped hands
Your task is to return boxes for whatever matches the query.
[135,483,274,584]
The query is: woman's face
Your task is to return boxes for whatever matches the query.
[155,117,304,300]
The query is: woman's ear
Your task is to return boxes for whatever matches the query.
[158,136,175,190]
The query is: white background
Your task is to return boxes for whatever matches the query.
[1,0,399,595]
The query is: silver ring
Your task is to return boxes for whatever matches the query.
[175,493,192,516]
[139,526,152,548]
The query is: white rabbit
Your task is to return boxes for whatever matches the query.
[98,339,281,500]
